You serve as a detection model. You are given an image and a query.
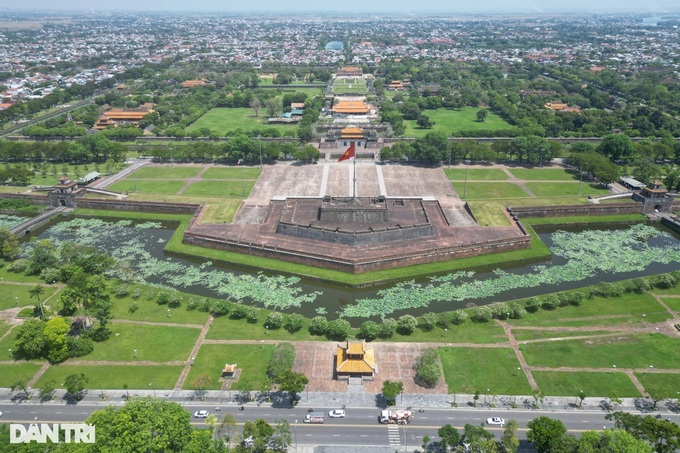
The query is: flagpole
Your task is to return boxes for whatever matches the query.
[353,142,357,199]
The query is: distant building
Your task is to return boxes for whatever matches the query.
[336,340,376,380]
[332,100,370,115]
[545,102,581,113]
[336,66,362,77]
[181,79,208,88]
[93,103,154,130]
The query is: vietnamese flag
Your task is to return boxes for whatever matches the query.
[338,143,356,162]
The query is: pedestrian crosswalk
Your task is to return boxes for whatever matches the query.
[388,424,401,450]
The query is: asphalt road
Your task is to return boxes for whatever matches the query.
[5,402,675,448]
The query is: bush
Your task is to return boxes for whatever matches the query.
[541,295,560,310]
[379,318,397,339]
[186,299,198,311]
[508,302,527,319]
[268,343,295,381]
[128,302,138,313]
[489,302,510,319]
[414,348,442,388]
[450,310,468,325]
[309,316,328,336]
[156,292,170,305]
[419,313,438,331]
[230,305,250,319]
[654,273,678,289]
[397,315,418,335]
[326,319,351,340]
[472,306,492,323]
[264,312,284,330]
[211,300,230,317]
[131,288,142,299]
[525,297,542,313]
[114,284,130,298]
[199,299,212,312]
[359,320,381,341]
[167,292,183,308]
[590,282,625,298]
[245,307,259,323]
[284,314,305,333]
[7,259,29,273]
[40,267,60,284]
[67,337,94,358]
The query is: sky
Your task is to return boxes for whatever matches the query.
[2,0,679,14]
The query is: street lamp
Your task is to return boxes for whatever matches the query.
[577,169,584,195]
[258,135,263,168]
[539,147,544,168]
[149,382,155,398]
[238,159,245,197]
[463,160,471,199]
[169,148,174,167]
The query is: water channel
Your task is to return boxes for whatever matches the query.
[13,214,680,322]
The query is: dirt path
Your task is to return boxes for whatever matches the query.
[497,320,538,391]
[176,166,210,195]
[174,315,213,390]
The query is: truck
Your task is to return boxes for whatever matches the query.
[304,412,324,424]
[379,409,413,425]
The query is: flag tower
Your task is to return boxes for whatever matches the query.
[338,142,357,198]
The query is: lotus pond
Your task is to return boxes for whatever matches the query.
[15,215,680,321]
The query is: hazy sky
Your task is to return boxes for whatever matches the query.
[3,0,679,14]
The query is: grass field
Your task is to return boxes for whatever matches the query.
[634,372,680,397]
[659,297,680,312]
[202,168,262,179]
[507,292,670,328]
[183,344,274,391]
[107,179,186,195]
[444,168,508,180]
[132,167,203,179]
[186,108,299,135]
[525,182,611,197]
[83,322,200,362]
[403,108,513,138]
[0,283,59,310]
[35,365,183,390]
[0,363,44,387]
[521,333,680,369]
[453,182,529,199]
[110,287,211,325]
[183,181,256,198]
[332,78,368,94]
[511,329,614,342]
[531,371,642,397]
[506,168,577,181]
[439,347,533,395]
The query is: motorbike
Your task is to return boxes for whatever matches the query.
[239,406,244,411]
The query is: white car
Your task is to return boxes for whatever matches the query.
[328,409,346,418]
[194,410,209,418]
[486,417,505,426]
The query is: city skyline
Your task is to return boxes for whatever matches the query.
[2,0,680,14]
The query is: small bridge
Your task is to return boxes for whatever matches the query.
[10,206,71,236]
[84,188,127,199]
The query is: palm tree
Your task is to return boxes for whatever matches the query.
[29,285,45,320]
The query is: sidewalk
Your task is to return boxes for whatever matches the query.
[2,387,673,415]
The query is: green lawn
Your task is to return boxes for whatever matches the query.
[186,108,299,135]
[205,314,317,342]
[453,182,529,199]
[524,182,611,197]
[393,320,508,344]
[332,79,368,94]
[444,168,508,181]
[532,371,642,397]
[634,372,680,397]
[521,333,680,369]
[110,287,210,325]
[0,363,44,387]
[0,283,59,310]
[202,168,262,179]
[183,344,274,391]
[108,179,186,195]
[659,297,680,313]
[132,167,203,179]
[35,364,183,390]
[0,320,10,339]
[506,168,577,181]
[183,181,256,198]
[82,322,199,362]
[511,329,614,342]
[439,347,533,395]
[404,108,513,138]
[508,292,670,328]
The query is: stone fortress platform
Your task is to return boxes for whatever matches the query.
[183,160,531,274]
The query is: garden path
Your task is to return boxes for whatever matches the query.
[176,166,210,195]
[174,315,213,390]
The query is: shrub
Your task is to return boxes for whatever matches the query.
[541,295,560,310]
[131,288,142,299]
[67,337,94,358]
[414,348,442,388]
[379,318,397,339]
[114,284,130,298]
[211,300,230,316]
[309,316,328,336]
[397,315,418,335]
[40,267,60,284]
[450,310,468,325]
[508,302,527,319]
[525,297,542,313]
[167,292,183,308]
[267,342,295,381]
[245,306,259,323]
[7,259,29,273]
[186,299,198,311]
[230,304,250,319]
[156,292,170,305]
[199,299,212,313]
[326,319,351,340]
[472,306,492,322]
[654,273,678,289]
[128,302,138,313]
[419,312,438,331]
[264,312,284,330]
[359,320,381,341]
[284,314,305,333]
[590,282,625,298]
[489,302,510,319]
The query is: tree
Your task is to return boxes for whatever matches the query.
[476,108,489,122]
[184,429,227,453]
[265,97,282,118]
[218,413,237,448]
[277,370,308,403]
[416,114,434,129]
[39,380,55,402]
[473,390,480,407]
[29,285,46,320]
[381,380,403,406]
[250,97,262,117]
[0,227,20,260]
[64,372,88,399]
[527,416,567,453]
[414,348,442,388]
[11,379,30,400]
[419,312,438,331]
[501,419,520,453]
[44,317,70,363]
[242,418,274,452]
[191,374,212,400]
[606,411,680,452]
[577,389,587,408]
[269,419,292,452]
[87,397,193,452]
[12,318,47,359]
[396,315,418,334]
[284,314,304,333]
[598,134,635,163]
[359,320,381,340]
[578,429,653,453]
[438,424,461,451]
[268,342,295,381]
